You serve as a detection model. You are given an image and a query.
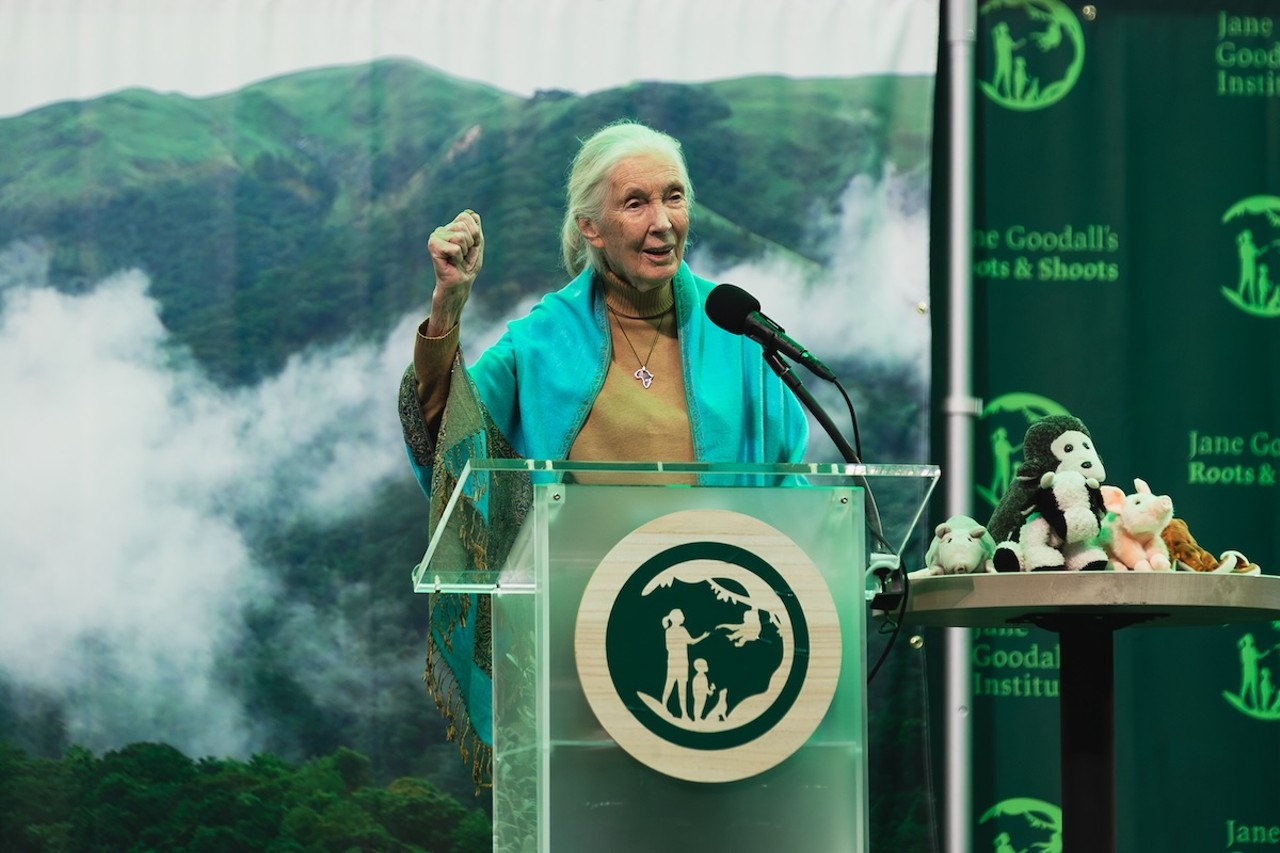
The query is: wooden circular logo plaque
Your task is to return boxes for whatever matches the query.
[573,508,842,783]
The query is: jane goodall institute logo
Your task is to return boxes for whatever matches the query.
[1222,195,1280,317]
[574,508,841,783]
[979,0,1087,111]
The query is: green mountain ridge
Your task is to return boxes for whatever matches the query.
[0,59,515,211]
[0,57,932,385]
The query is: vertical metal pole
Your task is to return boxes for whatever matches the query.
[944,1,979,852]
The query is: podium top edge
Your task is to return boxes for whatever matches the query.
[460,458,942,478]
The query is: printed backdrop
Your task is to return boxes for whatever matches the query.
[0,1,939,849]
[964,0,1280,850]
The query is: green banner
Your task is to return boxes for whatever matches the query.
[970,0,1280,849]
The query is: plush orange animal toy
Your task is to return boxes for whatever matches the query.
[1161,518,1258,574]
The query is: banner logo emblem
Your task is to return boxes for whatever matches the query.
[977,393,1073,511]
[978,0,1086,111]
[574,509,841,783]
[1223,625,1280,720]
[980,797,1064,852]
[1221,196,1280,317]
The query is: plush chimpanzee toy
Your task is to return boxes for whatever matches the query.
[987,414,1110,572]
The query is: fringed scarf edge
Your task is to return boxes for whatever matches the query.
[425,595,494,790]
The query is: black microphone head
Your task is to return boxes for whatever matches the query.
[705,283,760,335]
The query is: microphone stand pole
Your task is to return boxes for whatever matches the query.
[760,351,901,609]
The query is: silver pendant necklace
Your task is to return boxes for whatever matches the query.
[611,310,666,389]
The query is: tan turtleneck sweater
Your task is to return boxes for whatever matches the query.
[568,271,694,466]
[413,270,694,466]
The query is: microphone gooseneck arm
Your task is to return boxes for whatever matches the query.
[747,315,838,382]
[762,349,860,464]
[760,348,892,556]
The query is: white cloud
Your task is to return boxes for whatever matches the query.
[706,167,932,370]
[0,241,414,756]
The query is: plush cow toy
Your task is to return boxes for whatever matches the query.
[988,415,1110,572]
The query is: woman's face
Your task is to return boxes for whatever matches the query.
[579,153,689,292]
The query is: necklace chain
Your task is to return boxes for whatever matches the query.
[611,309,666,389]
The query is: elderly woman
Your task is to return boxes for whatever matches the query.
[397,119,808,781]
[401,118,807,481]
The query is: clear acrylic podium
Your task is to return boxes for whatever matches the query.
[413,459,939,853]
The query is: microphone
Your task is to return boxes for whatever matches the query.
[705,283,837,382]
